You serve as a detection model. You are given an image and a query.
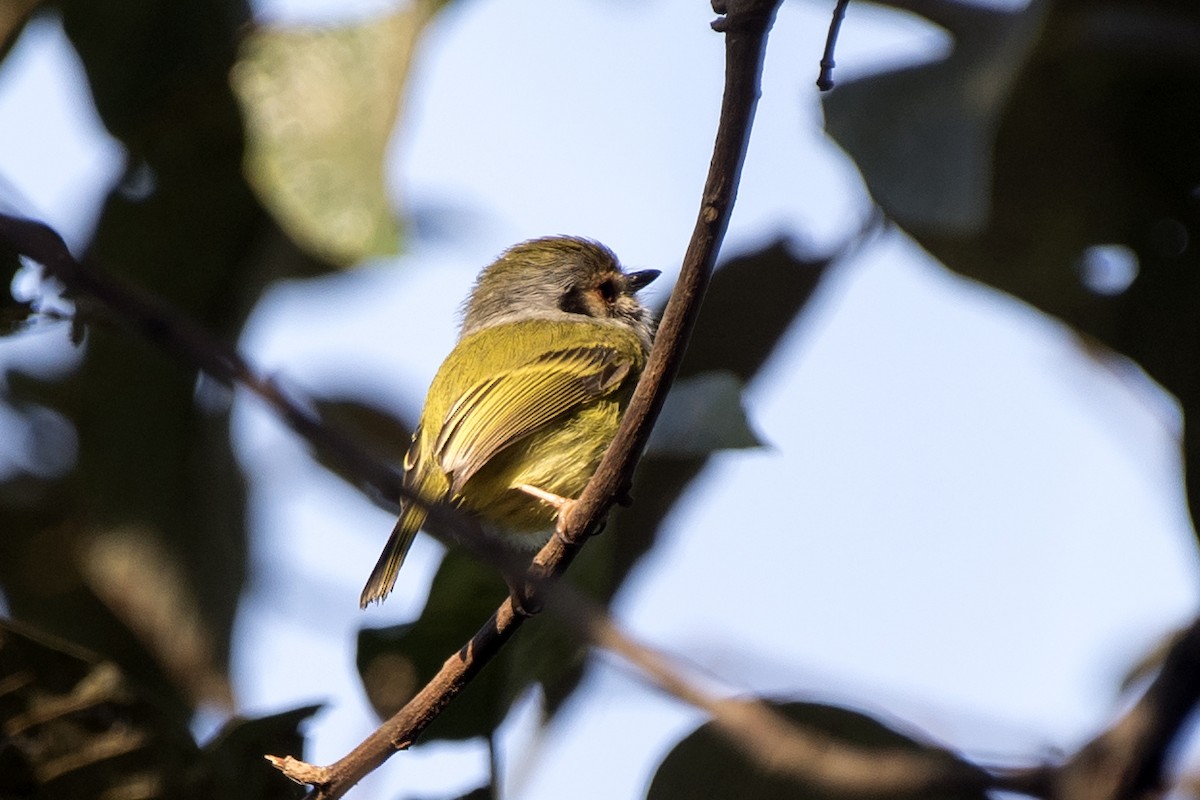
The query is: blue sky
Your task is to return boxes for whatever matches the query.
[2,1,1197,797]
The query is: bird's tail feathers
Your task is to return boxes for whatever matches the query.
[359,503,427,607]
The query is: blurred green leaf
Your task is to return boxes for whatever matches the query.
[232,6,437,266]
[647,701,987,800]
[315,398,414,466]
[312,396,413,510]
[648,370,765,458]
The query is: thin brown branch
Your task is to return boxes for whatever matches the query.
[535,0,783,568]
[269,1,786,796]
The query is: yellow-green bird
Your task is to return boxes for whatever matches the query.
[360,236,659,607]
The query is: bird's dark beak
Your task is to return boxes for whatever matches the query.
[626,269,660,292]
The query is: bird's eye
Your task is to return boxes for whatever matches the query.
[596,278,618,304]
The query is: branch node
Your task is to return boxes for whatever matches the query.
[711,0,777,33]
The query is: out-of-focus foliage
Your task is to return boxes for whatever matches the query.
[647,370,765,457]
[646,701,988,800]
[0,0,417,786]
[0,617,317,800]
[310,396,411,511]
[355,240,835,744]
[1,245,37,334]
[232,6,438,266]
[2,0,266,725]
[195,705,322,800]
[358,550,511,742]
[824,0,1200,531]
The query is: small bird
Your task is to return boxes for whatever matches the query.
[360,236,659,607]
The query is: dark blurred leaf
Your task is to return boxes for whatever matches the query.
[647,701,987,800]
[0,298,37,336]
[648,370,765,458]
[823,0,1048,235]
[313,397,413,510]
[196,705,320,800]
[231,7,438,266]
[315,398,414,466]
[450,787,494,800]
[0,617,199,800]
[1,236,29,335]
[0,617,320,800]
[823,0,1200,535]
[1,0,299,720]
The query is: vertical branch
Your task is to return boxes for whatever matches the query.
[535,0,783,568]
[267,1,786,795]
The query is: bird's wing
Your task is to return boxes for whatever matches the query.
[433,345,633,494]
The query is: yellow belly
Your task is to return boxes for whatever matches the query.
[456,399,621,539]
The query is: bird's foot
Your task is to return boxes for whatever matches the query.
[516,483,583,545]
[516,483,573,510]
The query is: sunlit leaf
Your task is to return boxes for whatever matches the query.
[232,6,439,265]
[76,525,233,710]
